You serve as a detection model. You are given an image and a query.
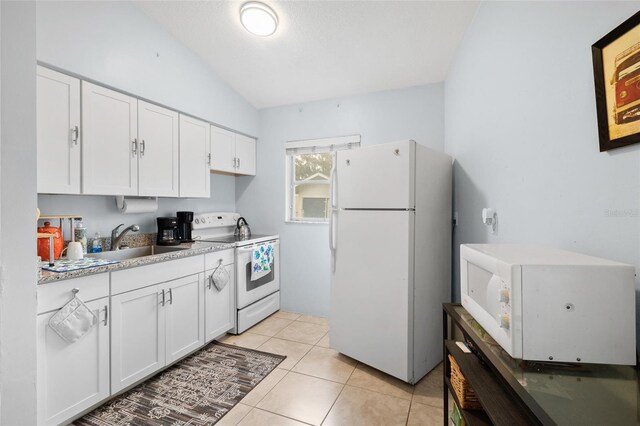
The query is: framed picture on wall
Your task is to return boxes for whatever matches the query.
[592,11,640,152]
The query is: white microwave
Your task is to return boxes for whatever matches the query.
[460,244,636,365]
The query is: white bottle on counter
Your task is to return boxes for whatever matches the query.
[74,219,87,253]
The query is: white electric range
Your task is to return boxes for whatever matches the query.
[192,212,280,334]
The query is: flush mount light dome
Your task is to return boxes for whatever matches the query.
[240,2,278,36]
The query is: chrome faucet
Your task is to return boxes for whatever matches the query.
[110,223,140,251]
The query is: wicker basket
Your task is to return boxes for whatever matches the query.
[448,354,483,410]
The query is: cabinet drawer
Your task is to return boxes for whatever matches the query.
[111,255,204,295]
[37,273,109,314]
[205,249,235,269]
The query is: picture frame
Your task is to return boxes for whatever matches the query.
[592,11,640,152]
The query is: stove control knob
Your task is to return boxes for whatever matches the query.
[499,314,510,329]
[195,218,200,224]
[499,288,510,303]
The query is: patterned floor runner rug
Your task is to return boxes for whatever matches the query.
[74,341,286,426]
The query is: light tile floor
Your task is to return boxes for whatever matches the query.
[219,312,447,426]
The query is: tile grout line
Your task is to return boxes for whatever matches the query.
[248,370,339,425]
[247,406,315,426]
[230,403,252,425]
[341,380,414,402]
[286,343,315,373]
[247,336,355,425]
[405,399,413,426]
[243,312,435,425]
[318,374,352,425]
[270,334,325,346]
[406,365,415,425]
[244,368,290,408]
[283,368,354,386]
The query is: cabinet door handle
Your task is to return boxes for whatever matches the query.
[237,157,240,169]
[168,288,173,305]
[208,153,211,165]
[207,274,212,290]
[233,157,237,168]
[103,305,108,326]
[71,126,79,145]
[160,289,165,306]
[140,139,146,157]
[132,138,138,156]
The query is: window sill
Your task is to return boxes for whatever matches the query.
[285,220,328,225]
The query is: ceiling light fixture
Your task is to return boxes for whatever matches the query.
[240,2,278,37]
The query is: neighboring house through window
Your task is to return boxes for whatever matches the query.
[285,135,361,223]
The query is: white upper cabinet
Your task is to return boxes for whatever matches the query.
[37,66,256,198]
[235,134,257,176]
[82,82,138,196]
[210,125,236,173]
[179,114,211,198]
[210,124,257,176]
[36,66,81,194]
[137,101,179,197]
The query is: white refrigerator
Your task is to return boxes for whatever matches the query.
[329,139,452,384]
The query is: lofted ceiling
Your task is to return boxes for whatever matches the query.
[136,1,479,109]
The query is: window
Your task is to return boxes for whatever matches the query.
[285,135,360,223]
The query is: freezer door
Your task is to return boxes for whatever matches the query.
[330,209,414,382]
[336,140,415,209]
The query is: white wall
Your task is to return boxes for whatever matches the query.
[237,84,445,316]
[37,181,236,237]
[445,1,640,338]
[36,1,259,234]
[0,1,38,423]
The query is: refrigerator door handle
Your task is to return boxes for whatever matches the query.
[329,209,335,252]
[330,158,337,209]
[329,209,337,271]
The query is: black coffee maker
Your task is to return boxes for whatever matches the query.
[156,217,181,246]
[176,211,194,243]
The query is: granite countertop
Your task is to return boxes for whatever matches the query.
[38,241,234,285]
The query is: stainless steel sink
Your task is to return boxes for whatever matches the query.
[86,245,188,261]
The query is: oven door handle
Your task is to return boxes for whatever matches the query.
[237,241,279,252]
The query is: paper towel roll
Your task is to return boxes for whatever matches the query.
[115,196,158,214]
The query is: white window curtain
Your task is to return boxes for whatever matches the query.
[284,135,361,155]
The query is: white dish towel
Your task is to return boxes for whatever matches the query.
[211,262,230,291]
[251,243,274,281]
[48,294,97,343]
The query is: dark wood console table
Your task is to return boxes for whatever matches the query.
[443,303,638,426]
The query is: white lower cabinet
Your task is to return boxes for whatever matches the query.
[37,251,226,424]
[110,283,166,393]
[111,273,204,393]
[205,250,236,342]
[37,297,110,426]
[165,274,205,363]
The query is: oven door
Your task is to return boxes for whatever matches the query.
[236,240,280,309]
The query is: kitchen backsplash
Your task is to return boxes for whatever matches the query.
[37,174,237,237]
[88,232,156,252]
